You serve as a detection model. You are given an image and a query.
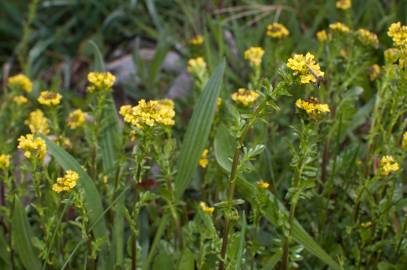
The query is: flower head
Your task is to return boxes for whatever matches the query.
[13,95,28,105]
[25,109,49,135]
[380,155,399,176]
[38,91,62,106]
[199,149,209,168]
[369,64,381,81]
[0,154,11,169]
[257,180,270,189]
[188,35,204,46]
[329,22,351,33]
[384,48,400,64]
[244,47,265,66]
[356,29,379,48]
[266,23,289,39]
[17,134,47,161]
[187,57,207,74]
[87,72,116,93]
[8,74,33,93]
[231,88,259,107]
[52,170,79,193]
[387,22,407,48]
[336,0,351,10]
[296,97,330,119]
[199,202,214,215]
[287,53,324,84]
[316,30,329,43]
[67,109,87,129]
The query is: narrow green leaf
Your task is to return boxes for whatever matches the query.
[174,61,225,199]
[88,40,105,72]
[263,250,283,269]
[148,33,170,83]
[12,197,41,270]
[112,194,125,267]
[0,225,10,268]
[235,211,246,270]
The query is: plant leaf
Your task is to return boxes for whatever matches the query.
[88,40,105,72]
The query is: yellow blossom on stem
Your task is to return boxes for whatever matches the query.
[199,149,209,168]
[67,109,87,129]
[38,91,62,106]
[0,154,11,169]
[356,29,379,48]
[380,155,399,176]
[387,22,407,48]
[287,53,324,84]
[17,134,47,161]
[316,30,329,43]
[266,23,289,39]
[188,35,204,46]
[402,132,407,149]
[296,97,330,119]
[231,88,259,107]
[52,170,79,193]
[329,22,351,33]
[369,64,381,81]
[187,57,207,74]
[25,109,49,135]
[87,72,116,93]
[244,47,265,67]
[257,180,270,189]
[199,202,214,215]
[384,48,400,64]
[13,95,28,105]
[8,74,33,93]
[336,0,351,10]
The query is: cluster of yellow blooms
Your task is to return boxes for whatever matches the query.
[402,132,407,149]
[287,53,324,84]
[187,57,207,74]
[52,170,79,193]
[387,22,407,48]
[336,0,351,10]
[199,149,209,168]
[26,109,49,135]
[13,95,28,105]
[67,109,87,129]
[369,64,381,81]
[231,88,259,107]
[8,74,33,93]
[257,180,270,189]
[380,155,400,176]
[316,30,329,43]
[329,22,351,33]
[199,201,214,215]
[188,35,204,46]
[120,99,175,130]
[296,98,330,119]
[87,72,116,93]
[266,23,289,39]
[38,91,62,106]
[244,47,265,67]
[17,134,47,161]
[356,29,379,48]
[0,154,10,169]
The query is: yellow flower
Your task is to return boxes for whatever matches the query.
[38,91,62,106]
[56,136,72,149]
[384,48,400,64]
[199,202,214,215]
[25,109,49,135]
[257,180,270,189]
[119,99,175,130]
[360,221,372,229]
[87,72,116,93]
[13,95,28,105]
[187,57,207,74]
[329,22,351,33]
[316,30,329,43]
[296,97,330,119]
[0,154,11,169]
[188,35,204,46]
[369,64,381,81]
[231,88,259,107]
[380,155,399,176]
[356,29,379,48]
[199,149,209,168]
[8,74,33,93]
[52,170,79,193]
[67,109,87,129]
[336,0,351,10]
[387,22,407,48]
[287,53,324,84]
[402,132,407,149]
[266,23,289,39]
[244,47,265,66]
[17,134,47,161]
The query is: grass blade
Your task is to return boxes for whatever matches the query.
[88,40,105,72]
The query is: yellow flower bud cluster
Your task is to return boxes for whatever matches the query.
[86,72,116,93]
[356,29,379,48]
[199,201,214,215]
[17,134,47,161]
[0,154,11,169]
[67,109,87,129]
[231,88,259,107]
[38,91,62,106]
[266,23,289,39]
[336,0,351,10]
[380,155,400,176]
[26,109,49,135]
[244,47,265,67]
[295,98,330,119]
[8,74,33,93]
[316,30,329,43]
[52,170,79,193]
[199,149,209,168]
[329,22,351,33]
[387,22,407,48]
[188,35,204,46]
[187,57,207,75]
[287,53,324,84]
[13,95,28,105]
[257,180,270,189]
[369,64,381,81]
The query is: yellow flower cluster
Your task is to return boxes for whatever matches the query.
[266,23,289,39]
[336,0,351,10]
[52,170,79,193]
[231,88,259,107]
[8,74,33,93]
[402,132,407,149]
[244,47,265,66]
[257,180,270,189]
[67,109,87,129]
[38,91,62,106]
[13,95,28,105]
[199,201,214,215]
[369,64,381,81]
[287,53,324,84]
[119,99,175,130]
[87,72,116,93]
[380,155,400,176]
[199,149,209,168]
[296,98,330,119]
[188,35,204,46]
[187,57,207,74]
[329,22,351,33]
[356,29,379,48]
[17,134,47,160]
[0,154,10,169]
[387,22,407,48]
[26,109,49,135]
[316,30,329,43]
